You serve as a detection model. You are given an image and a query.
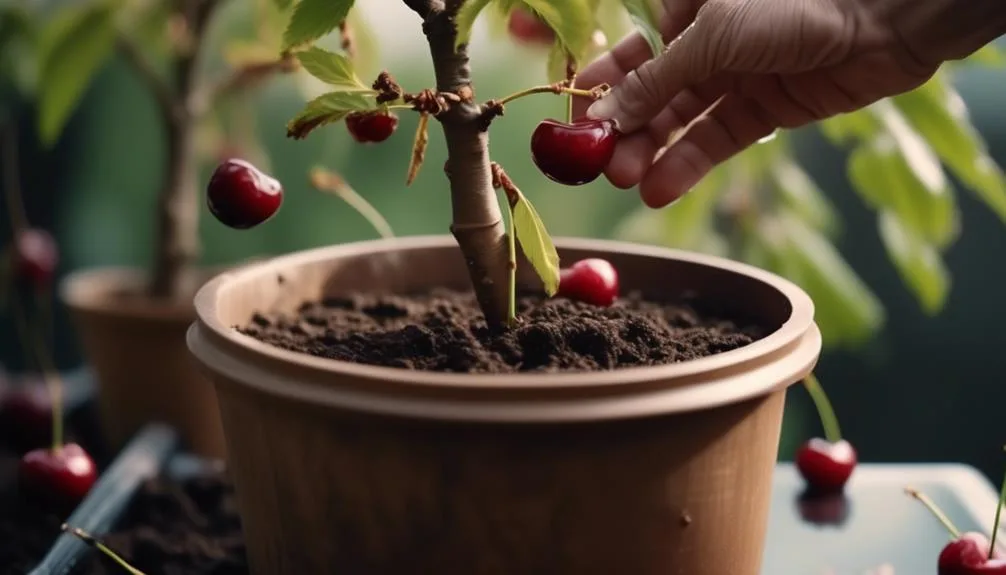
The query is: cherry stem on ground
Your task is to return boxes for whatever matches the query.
[988,445,1006,559]
[308,168,395,239]
[496,83,606,107]
[62,524,147,575]
[803,373,842,443]
[905,486,962,540]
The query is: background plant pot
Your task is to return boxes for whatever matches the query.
[61,267,226,458]
[187,236,822,575]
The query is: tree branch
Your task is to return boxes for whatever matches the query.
[116,35,178,123]
[403,0,442,18]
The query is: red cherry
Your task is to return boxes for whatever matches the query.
[507,8,554,45]
[795,438,857,493]
[345,111,399,143]
[939,532,1006,574]
[19,443,97,511]
[207,158,283,229]
[0,384,52,450]
[557,258,619,307]
[531,117,619,186]
[12,228,58,288]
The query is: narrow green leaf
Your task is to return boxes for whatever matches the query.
[454,0,494,51]
[286,91,375,139]
[519,0,593,64]
[769,159,840,236]
[545,41,567,83]
[512,190,561,295]
[892,73,1006,225]
[774,212,885,347]
[618,0,662,58]
[295,46,368,89]
[847,131,959,248]
[877,210,950,314]
[282,0,354,51]
[36,3,115,146]
[817,110,879,147]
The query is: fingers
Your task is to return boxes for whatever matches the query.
[572,32,656,119]
[638,95,779,207]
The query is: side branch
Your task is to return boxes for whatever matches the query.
[403,0,442,18]
[116,36,178,122]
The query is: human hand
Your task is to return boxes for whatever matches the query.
[573,0,940,208]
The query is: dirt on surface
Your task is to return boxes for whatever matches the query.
[0,452,66,575]
[240,289,768,373]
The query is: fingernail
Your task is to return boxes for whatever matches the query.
[586,95,615,120]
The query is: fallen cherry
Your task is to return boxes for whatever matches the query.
[795,374,857,493]
[19,443,97,511]
[12,227,58,288]
[907,482,1006,575]
[557,258,619,307]
[507,8,554,46]
[207,158,283,229]
[345,111,399,143]
[531,117,619,186]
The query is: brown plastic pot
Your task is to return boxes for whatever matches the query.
[187,236,821,575]
[61,267,226,458]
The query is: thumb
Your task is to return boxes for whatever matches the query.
[586,12,722,135]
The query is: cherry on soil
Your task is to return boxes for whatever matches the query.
[507,8,554,46]
[207,158,284,229]
[796,374,857,494]
[12,228,58,289]
[906,477,1006,575]
[530,118,619,186]
[19,442,97,512]
[345,111,399,144]
[557,258,619,307]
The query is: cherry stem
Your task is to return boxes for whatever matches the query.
[988,445,1006,560]
[0,118,28,234]
[905,487,962,540]
[495,83,606,107]
[11,287,64,451]
[61,524,147,575]
[803,373,842,443]
[309,168,395,239]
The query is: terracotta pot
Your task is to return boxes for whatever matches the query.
[61,267,226,458]
[187,236,821,575]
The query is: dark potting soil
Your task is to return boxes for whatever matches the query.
[82,473,247,575]
[240,289,768,373]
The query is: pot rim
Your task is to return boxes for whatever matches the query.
[191,235,816,391]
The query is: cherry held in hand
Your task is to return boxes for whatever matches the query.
[346,111,399,143]
[557,258,619,307]
[13,228,58,288]
[19,442,97,511]
[531,118,619,186]
[207,159,283,229]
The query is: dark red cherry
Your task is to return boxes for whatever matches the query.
[507,8,554,45]
[12,228,58,288]
[207,158,283,229]
[557,258,619,307]
[345,111,399,143]
[939,532,1006,574]
[531,117,619,185]
[795,438,857,493]
[19,443,97,512]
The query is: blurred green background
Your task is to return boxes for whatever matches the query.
[4,2,1006,481]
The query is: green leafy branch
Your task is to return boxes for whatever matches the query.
[615,48,1006,348]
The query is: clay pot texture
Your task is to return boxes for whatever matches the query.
[61,268,226,458]
[187,236,821,575]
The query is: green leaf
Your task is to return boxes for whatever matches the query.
[512,190,561,295]
[519,0,594,64]
[892,73,1006,225]
[769,158,840,236]
[817,110,879,147]
[877,210,950,314]
[36,3,115,147]
[282,0,354,51]
[772,212,885,347]
[618,0,662,58]
[295,46,368,89]
[847,114,959,248]
[545,41,568,83]
[274,0,294,9]
[286,91,375,139]
[454,0,494,51]
[966,43,1006,66]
